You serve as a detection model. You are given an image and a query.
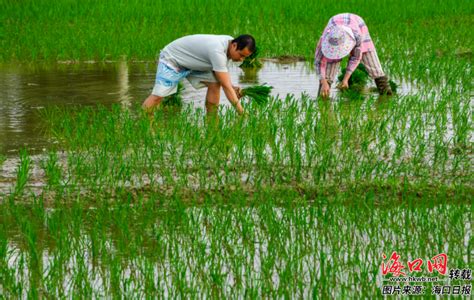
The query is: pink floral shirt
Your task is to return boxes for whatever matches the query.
[314,13,376,79]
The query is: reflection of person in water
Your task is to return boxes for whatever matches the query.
[314,13,393,98]
[239,67,259,84]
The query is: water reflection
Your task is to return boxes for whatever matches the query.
[117,60,132,107]
[0,60,417,155]
[239,67,260,84]
[0,61,321,155]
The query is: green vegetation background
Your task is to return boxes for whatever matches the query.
[0,2,472,297]
[1,0,472,65]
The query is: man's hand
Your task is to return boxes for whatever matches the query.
[235,103,245,115]
[320,80,330,98]
[214,71,245,115]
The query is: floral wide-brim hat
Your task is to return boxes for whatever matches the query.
[321,25,356,60]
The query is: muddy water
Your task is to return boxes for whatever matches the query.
[0,60,417,156]
[0,61,322,155]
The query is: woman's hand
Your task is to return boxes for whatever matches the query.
[320,80,330,98]
[337,80,349,90]
[338,72,352,90]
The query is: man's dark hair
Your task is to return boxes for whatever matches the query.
[232,34,256,52]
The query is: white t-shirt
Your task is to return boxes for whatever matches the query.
[161,34,233,72]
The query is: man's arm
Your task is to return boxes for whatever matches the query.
[214,71,244,115]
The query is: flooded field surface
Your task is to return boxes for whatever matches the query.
[0,61,417,155]
[1,0,472,297]
[0,60,470,198]
[2,203,471,298]
[0,61,320,154]
[0,60,471,298]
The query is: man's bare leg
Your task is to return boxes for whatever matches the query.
[202,82,221,129]
[203,82,221,115]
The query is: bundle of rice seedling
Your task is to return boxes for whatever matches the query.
[240,46,262,69]
[338,64,398,95]
[241,84,273,105]
[337,64,369,93]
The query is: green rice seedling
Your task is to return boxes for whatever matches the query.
[0,0,470,105]
[389,79,398,93]
[40,151,63,189]
[0,154,6,166]
[13,149,32,197]
[1,196,471,297]
[337,64,399,96]
[239,46,262,69]
[337,63,369,93]
[241,84,273,105]
[162,82,184,107]
[3,57,472,297]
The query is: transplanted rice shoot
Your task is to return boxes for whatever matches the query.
[162,82,184,107]
[0,0,471,298]
[1,87,471,297]
[338,64,369,93]
[240,46,262,69]
[338,64,398,95]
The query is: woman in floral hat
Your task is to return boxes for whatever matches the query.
[314,13,392,98]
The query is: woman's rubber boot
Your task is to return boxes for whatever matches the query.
[375,76,393,96]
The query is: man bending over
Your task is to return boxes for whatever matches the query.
[143,34,255,115]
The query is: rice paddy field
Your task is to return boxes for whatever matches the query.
[1,0,473,298]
